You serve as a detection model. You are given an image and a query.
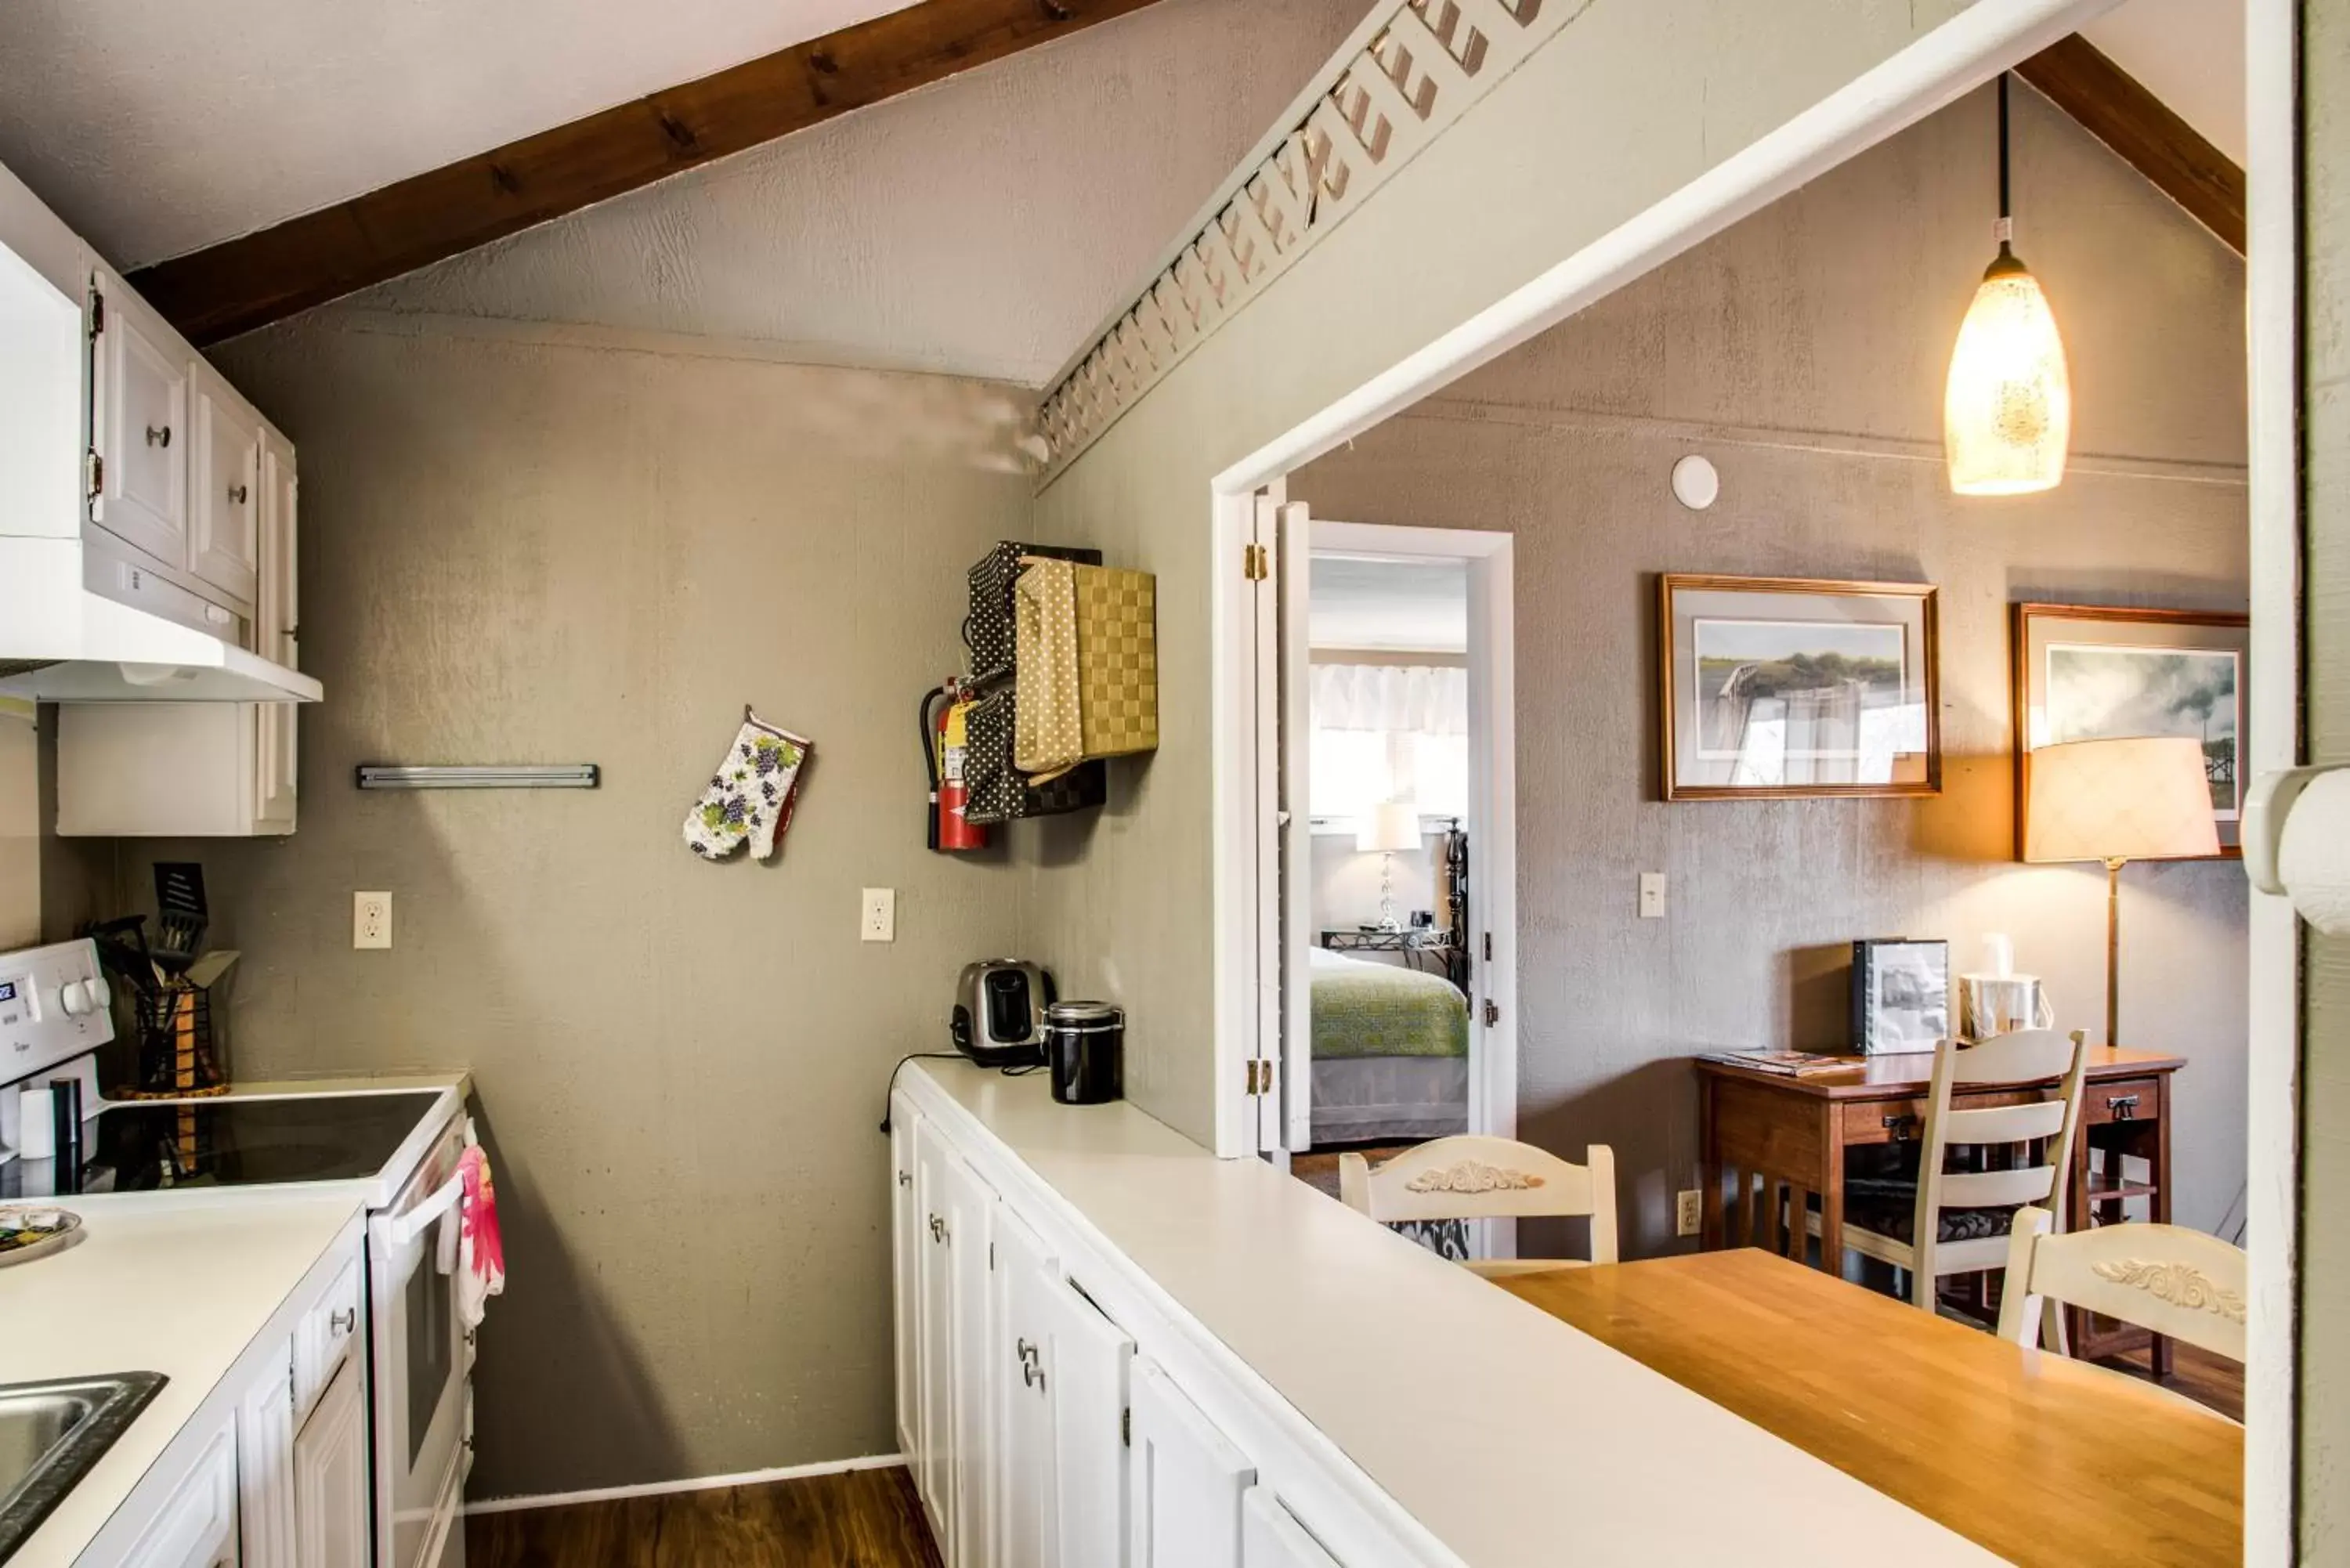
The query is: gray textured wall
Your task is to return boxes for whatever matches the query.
[99,317,1036,1499]
[2302,0,2349,1547]
[1295,83,2251,1252]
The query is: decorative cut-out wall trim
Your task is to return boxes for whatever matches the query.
[1032,0,1592,480]
[2089,1259,2249,1323]
[1405,1160,1544,1194]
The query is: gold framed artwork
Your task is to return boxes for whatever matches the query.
[2012,603,2249,859]
[1658,575,1941,800]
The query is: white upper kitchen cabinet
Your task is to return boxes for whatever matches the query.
[1129,1358,1254,1568]
[190,359,262,605]
[89,269,192,575]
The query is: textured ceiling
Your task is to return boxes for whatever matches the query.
[2082,0,2246,165]
[1310,556,1469,653]
[0,0,919,268]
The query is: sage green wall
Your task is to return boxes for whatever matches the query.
[1294,85,2249,1252]
[2301,0,2350,1548]
[105,316,1035,1499]
[1029,0,1981,1146]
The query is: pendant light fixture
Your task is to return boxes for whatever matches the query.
[1943,73,2071,496]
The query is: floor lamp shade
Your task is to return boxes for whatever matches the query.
[2023,737,2220,864]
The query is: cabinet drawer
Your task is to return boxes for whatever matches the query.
[1842,1085,2059,1147]
[295,1255,364,1420]
[2083,1078,2159,1125]
[121,1416,236,1567]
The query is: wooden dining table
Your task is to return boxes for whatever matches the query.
[1495,1250,2241,1566]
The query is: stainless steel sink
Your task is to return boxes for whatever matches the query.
[0,1373,165,1563]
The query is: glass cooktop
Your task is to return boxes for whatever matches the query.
[2,1092,441,1199]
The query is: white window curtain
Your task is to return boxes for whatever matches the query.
[1309,664,1470,823]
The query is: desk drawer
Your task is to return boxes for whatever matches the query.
[1842,1086,2048,1146]
[2083,1078,2160,1125]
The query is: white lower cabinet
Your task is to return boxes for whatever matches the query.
[1130,1358,1253,1568]
[107,1227,367,1568]
[291,1360,369,1568]
[895,1089,1370,1568]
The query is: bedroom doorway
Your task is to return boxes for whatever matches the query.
[1272,516,1516,1200]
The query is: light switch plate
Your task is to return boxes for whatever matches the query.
[1639,873,1667,919]
[354,891,392,949]
[861,887,896,943]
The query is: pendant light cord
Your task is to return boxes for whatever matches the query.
[1996,72,2014,253]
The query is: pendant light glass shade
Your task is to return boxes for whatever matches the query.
[1943,249,2071,494]
[1943,72,2070,497]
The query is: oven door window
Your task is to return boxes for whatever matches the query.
[406,1240,454,1468]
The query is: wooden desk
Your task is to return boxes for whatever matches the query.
[1498,1251,2241,1567]
[1696,1046,2183,1368]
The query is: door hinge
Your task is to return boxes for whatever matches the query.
[1244,543,1269,581]
[1245,1058,1276,1096]
[1482,932,1493,963]
[1122,1407,1132,1447]
[989,1241,996,1271]
[85,450,103,501]
[1483,1000,1500,1027]
[89,291,103,337]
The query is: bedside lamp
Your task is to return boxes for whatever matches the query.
[2023,736,2219,1048]
[1356,800,1422,934]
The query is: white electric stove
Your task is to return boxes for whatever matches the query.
[0,937,476,1568]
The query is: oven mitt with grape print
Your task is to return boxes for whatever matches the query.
[682,712,812,861]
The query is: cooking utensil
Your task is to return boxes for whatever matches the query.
[152,863,208,976]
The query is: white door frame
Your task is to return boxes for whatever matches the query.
[1205,0,2301,1548]
[1288,521,1517,1154]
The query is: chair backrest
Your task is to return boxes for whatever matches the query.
[1911,1029,2091,1281]
[1997,1205,2248,1361]
[1338,1136,1618,1263]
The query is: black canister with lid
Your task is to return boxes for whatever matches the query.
[1043,1002,1124,1105]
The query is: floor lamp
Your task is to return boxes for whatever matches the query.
[2023,736,2221,1048]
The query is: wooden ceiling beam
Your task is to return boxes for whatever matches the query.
[2015,34,2245,255]
[128,0,1166,345]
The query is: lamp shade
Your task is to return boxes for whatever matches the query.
[2023,737,2220,864]
[1943,254,2072,496]
[1356,800,1422,854]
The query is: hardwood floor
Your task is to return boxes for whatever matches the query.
[1290,1140,1419,1200]
[465,1465,942,1568]
[2100,1341,2247,1422]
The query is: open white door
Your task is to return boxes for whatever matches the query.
[1276,502,1314,1151]
[1248,492,1284,1156]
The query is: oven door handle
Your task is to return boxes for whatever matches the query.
[389,1170,466,1248]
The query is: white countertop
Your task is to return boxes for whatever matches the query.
[910,1061,2003,1568]
[0,1190,363,1567]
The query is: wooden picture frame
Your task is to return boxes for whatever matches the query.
[1658,575,1940,800]
[2012,602,2250,859]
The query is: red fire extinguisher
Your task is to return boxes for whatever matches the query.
[924,682,987,852]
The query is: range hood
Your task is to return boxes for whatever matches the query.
[0,538,321,703]
[0,221,317,705]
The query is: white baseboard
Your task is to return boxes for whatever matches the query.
[463,1451,907,1516]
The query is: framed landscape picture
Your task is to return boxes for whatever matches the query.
[1658,576,1940,800]
[2013,603,2249,858]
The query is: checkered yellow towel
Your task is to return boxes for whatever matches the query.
[1013,559,1158,782]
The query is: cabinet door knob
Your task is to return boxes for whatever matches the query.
[929,1215,945,1243]
[898,1171,913,1188]
[146,425,171,447]
[228,483,249,504]
[330,1307,356,1334]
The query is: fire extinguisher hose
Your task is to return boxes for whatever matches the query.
[919,685,947,853]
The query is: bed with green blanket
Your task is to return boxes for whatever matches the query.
[1309,946,1470,1143]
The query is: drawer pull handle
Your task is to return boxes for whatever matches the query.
[228,482,249,504]
[929,1215,946,1243]
[1882,1114,1918,1139]
[329,1307,356,1334]
[897,1170,912,1188]
[146,425,171,447]
[2107,1093,2140,1120]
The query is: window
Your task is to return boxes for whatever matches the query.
[1307,663,1469,826]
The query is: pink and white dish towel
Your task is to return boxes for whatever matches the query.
[456,1143,505,1330]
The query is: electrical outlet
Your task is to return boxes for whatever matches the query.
[1639,872,1667,919]
[353,891,392,950]
[861,887,896,944]
[1676,1189,1702,1237]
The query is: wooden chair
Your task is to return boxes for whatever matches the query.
[1338,1135,1617,1279]
[1841,1029,2089,1318]
[1997,1204,2247,1363]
